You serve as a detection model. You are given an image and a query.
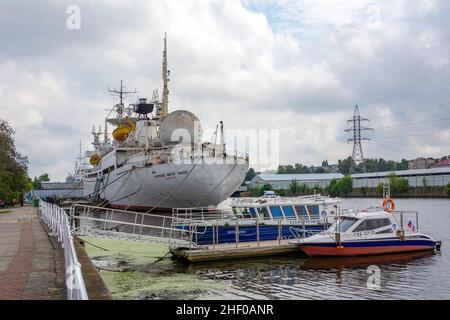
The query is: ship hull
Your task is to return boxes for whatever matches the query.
[84,157,248,210]
[298,239,437,257]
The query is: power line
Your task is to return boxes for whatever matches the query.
[372,116,450,130]
[371,132,438,140]
[368,103,450,122]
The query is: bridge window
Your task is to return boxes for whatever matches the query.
[249,207,257,218]
[232,207,243,219]
[307,205,320,216]
[332,217,358,232]
[295,206,309,217]
[241,208,251,219]
[353,218,391,232]
[257,207,271,219]
[282,206,296,219]
[270,206,283,219]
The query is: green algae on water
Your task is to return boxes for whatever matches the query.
[101,270,225,300]
[80,236,169,266]
[80,236,227,299]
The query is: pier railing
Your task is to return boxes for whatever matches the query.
[172,206,334,226]
[171,207,333,249]
[68,204,190,246]
[38,200,88,300]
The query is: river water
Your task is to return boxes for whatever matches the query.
[86,198,450,300]
[182,198,450,300]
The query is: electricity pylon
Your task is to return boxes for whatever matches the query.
[345,105,374,174]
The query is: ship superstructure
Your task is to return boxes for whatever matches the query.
[82,35,249,210]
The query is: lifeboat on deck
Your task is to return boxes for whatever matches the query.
[89,154,101,165]
[112,116,136,141]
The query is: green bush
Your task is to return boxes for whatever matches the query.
[446,183,450,197]
[388,173,410,196]
[326,176,353,197]
[259,183,273,195]
[289,180,300,195]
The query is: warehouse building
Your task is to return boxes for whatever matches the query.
[351,167,450,188]
[32,181,84,198]
[248,167,450,190]
[248,173,344,190]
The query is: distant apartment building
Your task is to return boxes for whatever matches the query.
[408,157,436,170]
[431,157,450,168]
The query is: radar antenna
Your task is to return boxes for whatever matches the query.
[108,80,137,118]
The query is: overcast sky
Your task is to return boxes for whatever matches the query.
[1,0,449,181]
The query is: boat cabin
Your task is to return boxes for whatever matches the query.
[231,193,340,222]
[329,210,421,238]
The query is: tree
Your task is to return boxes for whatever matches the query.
[338,157,353,174]
[244,168,256,182]
[277,163,311,174]
[326,179,339,197]
[336,157,409,174]
[0,119,29,204]
[339,176,353,196]
[326,176,353,197]
[39,173,50,182]
[422,177,428,189]
[388,173,409,195]
[33,173,50,189]
[376,183,384,197]
[260,183,273,195]
[289,180,300,195]
[314,167,326,173]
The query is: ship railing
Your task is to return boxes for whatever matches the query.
[172,207,335,227]
[143,144,248,165]
[230,194,339,206]
[392,211,420,232]
[38,200,88,300]
[171,209,333,250]
[68,204,191,246]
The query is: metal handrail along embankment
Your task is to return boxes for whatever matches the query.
[38,200,88,300]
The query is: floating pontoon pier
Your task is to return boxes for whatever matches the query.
[168,205,333,263]
[170,239,299,263]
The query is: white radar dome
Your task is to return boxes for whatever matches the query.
[160,110,202,145]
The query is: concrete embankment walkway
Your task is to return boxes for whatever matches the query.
[0,206,65,300]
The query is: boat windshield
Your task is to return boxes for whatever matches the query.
[330,217,358,232]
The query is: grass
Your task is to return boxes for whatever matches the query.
[0,209,13,214]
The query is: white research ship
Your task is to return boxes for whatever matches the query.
[82,35,249,211]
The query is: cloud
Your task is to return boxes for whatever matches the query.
[0,0,449,180]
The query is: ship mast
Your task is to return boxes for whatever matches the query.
[108,80,136,119]
[158,33,170,119]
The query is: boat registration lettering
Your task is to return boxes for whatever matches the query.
[353,231,375,237]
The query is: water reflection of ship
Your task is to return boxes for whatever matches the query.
[185,250,435,273]
[301,250,436,270]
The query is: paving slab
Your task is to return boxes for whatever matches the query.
[0,206,65,300]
